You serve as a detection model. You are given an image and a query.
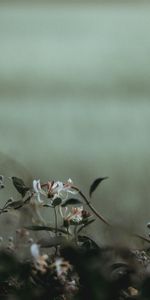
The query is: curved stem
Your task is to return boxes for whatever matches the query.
[72,186,110,226]
[132,233,150,244]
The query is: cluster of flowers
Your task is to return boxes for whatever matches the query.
[32,178,90,226]
[30,242,78,296]
[33,178,76,203]
[0,175,93,278]
[0,175,92,227]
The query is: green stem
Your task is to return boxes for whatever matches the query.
[72,186,110,226]
[54,206,58,236]
[132,233,150,244]
[54,206,59,255]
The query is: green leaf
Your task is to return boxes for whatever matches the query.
[61,198,83,207]
[4,199,23,210]
[11,176,30,197]
[78,235,99,250]
[52,197,62,207]
[89,177,108,198]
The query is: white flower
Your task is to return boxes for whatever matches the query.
[49,179,78,201]
[67,178,73,184]
[55,258,64,276]
[30,243,48,273]
[51,181,64,195]
[51,257,72,277]
[33,178,78,204]
[70,206,83,224]
[31,243,40,259]
[71,214,83,224]
[60,206,84,225]
[33,179,46,203]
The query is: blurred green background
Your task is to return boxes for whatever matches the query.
[0,1,150,242]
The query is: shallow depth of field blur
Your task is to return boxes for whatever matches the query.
[0,1,150,243]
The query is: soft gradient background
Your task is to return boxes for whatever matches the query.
[0,1,150,244]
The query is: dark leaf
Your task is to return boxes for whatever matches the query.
[78,235,99,250]
[52,197,62,207]
[4,199,23,210]
[0,175,4,189]
[61,198,83,207]
[0,175,4,181]
[25,225,70,235]
[25,225,54,231]
[38,236,67,248]
[147,222,150,228]
[89,177,108,198]
[43,204,53,208]
[11,176,30,197]
[3,197,13,207]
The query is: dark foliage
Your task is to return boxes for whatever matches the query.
[89,177,108,198]
[61,199,83,207]
[0,174,150,300]
[11,176,30,197]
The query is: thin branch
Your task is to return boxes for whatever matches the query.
[132,233,150,244]
[54,206,58,236]
[72,186,110,226]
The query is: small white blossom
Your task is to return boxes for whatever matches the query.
[52,181,64,195]
[61,206,84,225]
[33,179,46,203]
[51,257,72,277]
[71,214,83,224]
[67,178,73,184]
[70,206,83,224]
[30,243,48,273]
[49,179,78,201]
[55,258,64,276]
[31,243,40,259]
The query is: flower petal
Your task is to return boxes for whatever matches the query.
[31,243,40,259]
